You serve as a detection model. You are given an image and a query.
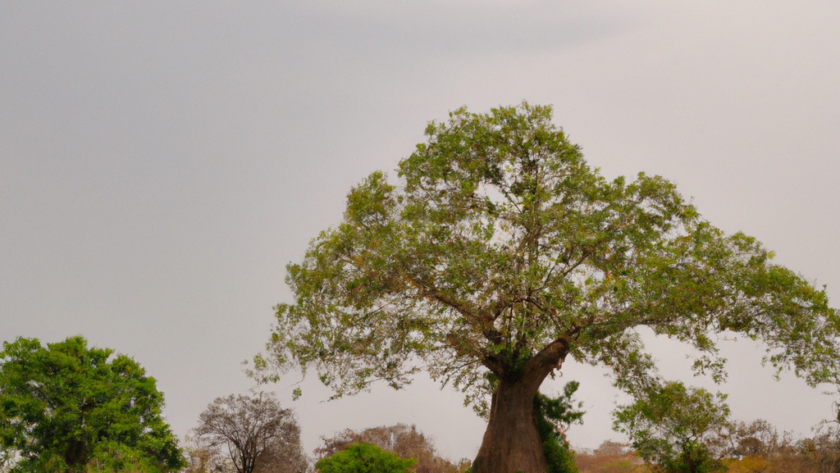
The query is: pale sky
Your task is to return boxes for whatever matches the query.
[2,0,839,462]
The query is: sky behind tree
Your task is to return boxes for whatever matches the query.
[2,0,839,461]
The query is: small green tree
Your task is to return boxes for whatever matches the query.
[315,443,416,473]
[0,336,185,473]
[613,381,729,473]
[314,423,467,473]
[534,381,584,473]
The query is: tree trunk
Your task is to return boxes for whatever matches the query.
[471,339,570,473]
[471,376,547,473]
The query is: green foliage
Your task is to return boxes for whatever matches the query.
[613,381,728,473]
[534,382,584,473]
[538,422,577,473]
[315,443,416,473]
[0,336,185,473]
[259,102,840,417]
[314,423,469,473]
[534,381,584,473]
[85,441,165,473]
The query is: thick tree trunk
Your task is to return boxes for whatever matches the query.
[471,338,570,473]
[471,377,546,473]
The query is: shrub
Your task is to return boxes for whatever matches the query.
[315,443,416,473]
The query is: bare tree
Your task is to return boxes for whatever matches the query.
[193,392,307,473]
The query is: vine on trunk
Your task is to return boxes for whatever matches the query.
[534,381,585,473]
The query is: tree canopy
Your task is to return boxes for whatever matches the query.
[257,102,840,472]
[260,102,839,407]
[0,336,184,473]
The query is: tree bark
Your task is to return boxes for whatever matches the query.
[471,340,569,473]
[471,377,546,473]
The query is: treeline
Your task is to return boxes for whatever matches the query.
[5,336,840,473]
[181,396,472,473]
[574,422,840,473]
[0,336,473,473]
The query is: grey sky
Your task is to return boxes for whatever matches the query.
[2,0,839,461]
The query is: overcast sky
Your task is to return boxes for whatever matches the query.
[2,0,839,462]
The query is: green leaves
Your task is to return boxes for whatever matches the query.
[534,382,585,473]
[613,381,730,473]
[260,102,840,417]
[0,336,185,473]
[315,443,416,473]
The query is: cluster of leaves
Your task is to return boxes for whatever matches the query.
[534,381,585,473]
[315,443,416,473]
[314,423,470,473]
[613,381,730,473]
[0,336,184,473]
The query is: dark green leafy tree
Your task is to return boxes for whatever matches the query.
[0,336,185,473]
[613,381,730,473]
[315,443,416,473]
[257,103,840,473]
[534,381,584,473]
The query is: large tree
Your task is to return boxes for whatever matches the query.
[258,103,840,473]
[0,336,184,472]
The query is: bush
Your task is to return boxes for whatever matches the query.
[315,443,416,473]
[533,382,585,473]
[314,424,469,473]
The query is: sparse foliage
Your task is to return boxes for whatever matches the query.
[181,436,233,473]
[193,392,307,473]
[258,103,840,472]
[574,441,649,473]
[723,420,780,459]
[720,423,840,473]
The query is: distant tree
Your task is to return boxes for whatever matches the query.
[315,443,416,473]
[257,103,840,473]
[314,423,469,473]
[0,336,184,473]
[574,441,649,473]
[724,419,779,458]
[193,392,307,473]
[613,381,729,473]
[712,419,840,473]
